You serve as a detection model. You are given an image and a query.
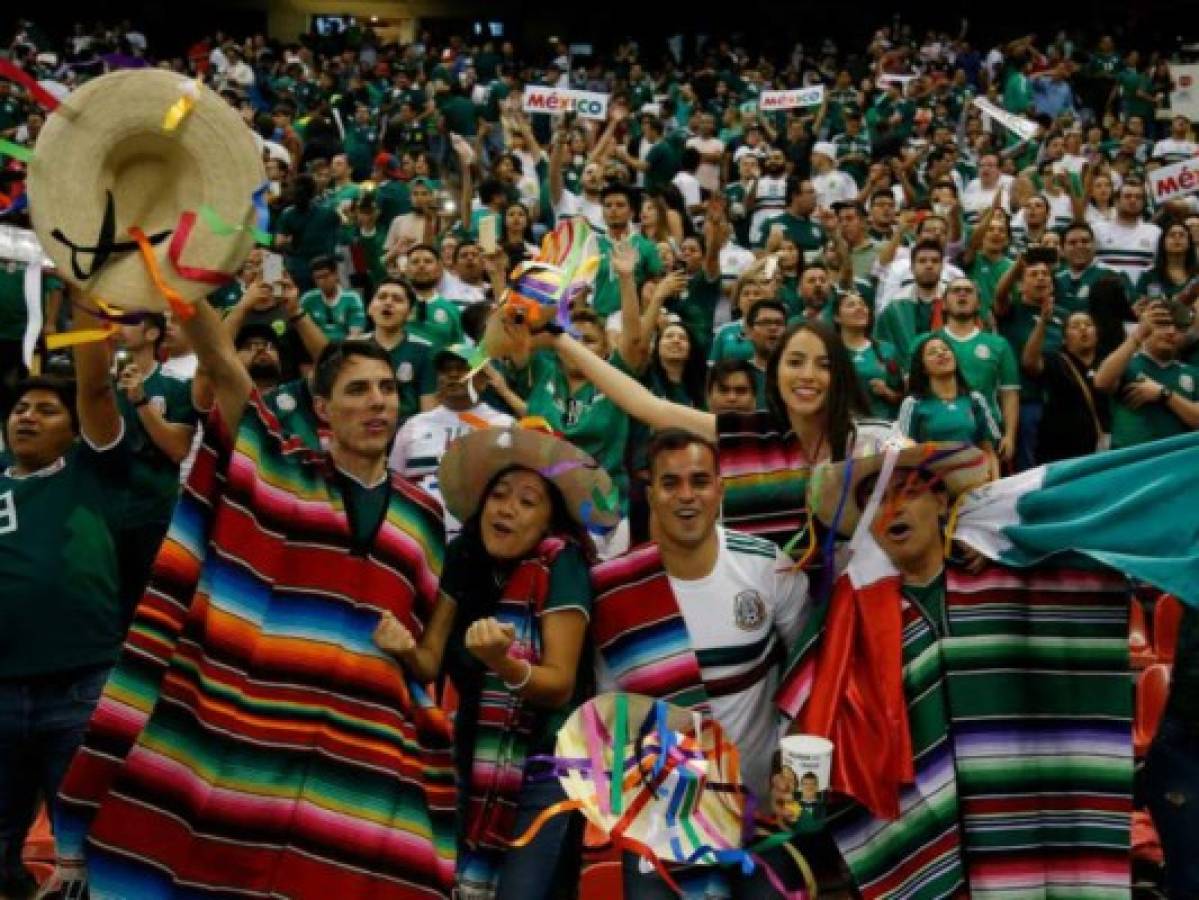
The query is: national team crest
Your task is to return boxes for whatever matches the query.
[733,590,767,630]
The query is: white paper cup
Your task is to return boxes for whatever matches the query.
[779,734,834,793]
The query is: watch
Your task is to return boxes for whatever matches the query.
[1159,386,1173,403]
[133,395,150,408]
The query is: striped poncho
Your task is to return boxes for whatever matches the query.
[57,394,457,899]
[778,564,1132,899]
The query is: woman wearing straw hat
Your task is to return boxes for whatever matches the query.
[374,422,616,900]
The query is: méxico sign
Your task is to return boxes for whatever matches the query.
[523,86,610,120]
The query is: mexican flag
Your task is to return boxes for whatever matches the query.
[953,431,1199,608]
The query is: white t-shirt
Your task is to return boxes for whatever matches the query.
[749,175,788,245]
[1093,218,1162,284]
[554,188,606,234]
[812,169,858,211]
[874,253,964,312]
[390,403,514,539]
[673,171,704,212]
[600,527,809,799]
[439,272,488,306]
[1152,138,1199,165]
[961,175,1013,224]
[687,135,725,194]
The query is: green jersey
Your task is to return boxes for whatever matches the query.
[1112,353,1199,449]
[847,339,904,420]
[645,141,679,192]
[300,288,367,341]
[873,295,941,371]
[759,213,826,256]
[832,133,872,186]
[275,205,342,284]
[666,271,722,357]
[375,179,413,233]
[118,365,197,526]
[998,297,1065,401]
[0,438,131,678]
[709,321,755,364]
[343,122,380,176]
[436,93,478,136]
[897,391,1001,445]
[938,327,1020,429]
[0,262,62,341]
[1134,270,1197,302]
[518,350,631,508]
[263,379,324,450]
[592,233,663,318]
[407,296,465,352]
[374,332,436,422]
[967,253,1015,323]
[323,182,361,212]
[1057,264,1124,316]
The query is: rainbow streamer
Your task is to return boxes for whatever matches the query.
[506,218,600,327]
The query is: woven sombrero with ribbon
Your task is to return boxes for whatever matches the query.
[26,68,265,314]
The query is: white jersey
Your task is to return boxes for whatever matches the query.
[749,175,788,245]
[389,403,513,539]
[874,252,964,313]
[599,527,809,799]
[554,188,606,234]
[961,176,1013,225]
[1093,218,1161,284]
[1151,138,1199,165]
[812,169,858,211]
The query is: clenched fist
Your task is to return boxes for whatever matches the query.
[373,611,416,659]
[464,617,517,670]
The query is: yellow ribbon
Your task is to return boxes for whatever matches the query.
[942,490,971,558]
[162,79,201,132]
[44,327,116,350]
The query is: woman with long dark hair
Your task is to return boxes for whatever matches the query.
[500,201,539,263]
[488,314,889,558]
[1136,219,1199,302]
[272,172,342,291]
[375,425,611,900]
[897,335,1000,462]
[833,291,904,421]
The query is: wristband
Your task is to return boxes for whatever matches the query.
[502,659,534,691]
[1160,386,1173,403]
[531,322,565,337]
[287,311,307,324]
[133,396,150,408]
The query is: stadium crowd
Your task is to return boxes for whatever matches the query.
[0,13,1197,900]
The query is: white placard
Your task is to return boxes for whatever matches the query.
[1149,157,1199,204]
[758,85,825,112]
[972,97,1040,141]
[522,85,610,120]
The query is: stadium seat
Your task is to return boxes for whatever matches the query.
[1153,595,1183,665]
[1133,664,1171,757]
[1129,598,1153,668]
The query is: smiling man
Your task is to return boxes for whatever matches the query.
[590,428,808,899]
[56,299,460,899]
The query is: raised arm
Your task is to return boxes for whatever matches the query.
[1021,293,1053,376]
[72,295,122,448]
[180,296,253,433]
[612,241,648,371]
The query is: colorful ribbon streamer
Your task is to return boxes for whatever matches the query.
[0,61,61,112]
[0,139,33,164]
[169,211,236,285]
[197,204,272,247]
[128,226,194,321]
[162,79,201,132]
[21,262,42,368]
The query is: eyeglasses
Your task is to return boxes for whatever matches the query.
[752,317,787,328]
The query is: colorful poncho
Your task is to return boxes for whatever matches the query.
[778,564,1133,900]
[57,393,457,899]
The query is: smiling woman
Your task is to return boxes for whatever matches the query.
[374,423,611,899]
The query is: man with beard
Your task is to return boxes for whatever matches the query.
[232,323,326,451]
[749,148,792,248]
[873,239,948,370]
[792,265,834,324]
[591,184,664,319]
[403,243,466,352]
[935,278,1019,464]
[875,215,964,310]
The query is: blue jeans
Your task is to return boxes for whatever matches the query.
[1016,399,1043,472]
[1145,716,1199,898]
[492,776,579,900]
[0,666,109,880]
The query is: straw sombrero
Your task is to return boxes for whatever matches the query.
[27,69,265,311]
[554,693,749,867]
[808,442,991,538]
[438,421,620,531]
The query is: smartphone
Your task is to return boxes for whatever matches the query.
[479,214,499,254]
[262,251,284,295]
